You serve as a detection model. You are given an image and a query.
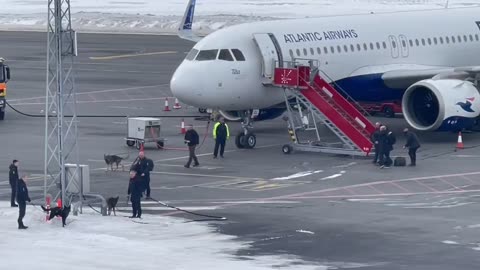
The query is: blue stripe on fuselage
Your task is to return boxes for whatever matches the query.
[334,73,403,102]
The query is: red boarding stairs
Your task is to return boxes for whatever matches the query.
[273,64,375,156]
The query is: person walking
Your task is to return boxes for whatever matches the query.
[127,170,143,218]
[16,175,30,229]
[403,128,420,166]
[371,122,381,165]
[9,160,19,207]
[132,151,154,199]
[213,117,229,158]
[184,124,200,168]
[381,126,396,168]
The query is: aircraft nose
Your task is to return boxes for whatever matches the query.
[170,64,197,106]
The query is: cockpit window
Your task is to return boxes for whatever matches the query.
[231,49,246,61]
[218,49,234,61]
[185,48,199,61]
[195,49,218,61]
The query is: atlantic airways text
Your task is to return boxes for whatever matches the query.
[283,29,358,43]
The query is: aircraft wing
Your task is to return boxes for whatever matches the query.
[178,0,202,42]
[380,65,480,89]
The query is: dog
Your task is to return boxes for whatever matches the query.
[106,196,119,216]
[104,154,126,171]
[40,205,71,227]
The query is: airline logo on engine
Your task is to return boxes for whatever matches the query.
[456,97,475,113]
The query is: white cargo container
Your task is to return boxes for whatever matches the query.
[125,117,164,149]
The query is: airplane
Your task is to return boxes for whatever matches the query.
[170,0,480,149]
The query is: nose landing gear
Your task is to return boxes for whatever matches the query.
[234,110,257,149]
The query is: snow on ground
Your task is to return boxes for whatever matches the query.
[0,0,479,34]
[0,203,323,270]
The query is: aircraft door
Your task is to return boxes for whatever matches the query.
[388,35,399,59]
[398,35,409,58]
[252,33,283,79]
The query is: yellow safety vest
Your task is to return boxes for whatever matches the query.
[213,122,230,139]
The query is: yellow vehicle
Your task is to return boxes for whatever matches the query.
[0,58,11,120]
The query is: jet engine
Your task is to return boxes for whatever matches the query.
[402,79,480,131]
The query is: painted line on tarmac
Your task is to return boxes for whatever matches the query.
[149,171,264,180]
[116,206,220,211]
[11,97,168,106]
[89,51,177,60]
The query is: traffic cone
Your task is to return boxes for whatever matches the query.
[57,198,62,208]
[173,98,182,109]
[180,118,186,134]
[163,98,171,111]
[456,131,464,149]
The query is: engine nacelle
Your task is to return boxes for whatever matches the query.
[219,108,286,122]
[402,79,480,131]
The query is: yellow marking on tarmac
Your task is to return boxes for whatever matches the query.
[89,51,178,60]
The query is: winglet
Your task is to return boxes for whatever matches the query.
[178,0,202,42]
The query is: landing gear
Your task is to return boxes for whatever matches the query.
[234,110,257,149]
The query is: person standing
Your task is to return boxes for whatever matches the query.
[213,117,230,158]
[16,175,30,229]
[127,170,143,218]
[184,124,200,168]
[381,126,396,168]
[403,128,420,166]
[371,122,381,165]
[134,151,154,199]
[9,160,19,207]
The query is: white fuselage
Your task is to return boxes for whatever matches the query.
[170,7,480,111]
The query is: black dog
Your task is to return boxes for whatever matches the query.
[107,196,119,216]
[104,154,126,171]
[41,205,71,227]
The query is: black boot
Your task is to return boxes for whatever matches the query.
[18,221,28,229]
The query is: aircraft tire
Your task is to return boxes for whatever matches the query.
[235,132,245,149]
[245,134,256,149]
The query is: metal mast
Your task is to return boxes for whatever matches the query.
[44,0,79,206]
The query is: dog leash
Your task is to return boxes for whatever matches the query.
[147,197,227,221]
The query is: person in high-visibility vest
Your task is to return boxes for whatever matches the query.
[213,117,229,158]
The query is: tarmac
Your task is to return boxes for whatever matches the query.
[2,31,480,269]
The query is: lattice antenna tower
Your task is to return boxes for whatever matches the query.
[44,0,79,206]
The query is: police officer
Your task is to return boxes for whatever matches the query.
[133,151,154,199]
[16,175,30,229]
[403,128,420,166]
[184,124,200,168]
[9,159,19,207]
[213,117,229,158]
[371,122,381,165]
[127,170,143,218]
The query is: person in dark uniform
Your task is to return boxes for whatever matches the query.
[381,126,396,168]
[132,151,154,199]
[184,124,200,168]
[403,128,420,166]
[127,170,143,218]
[213,117,230,158]
[371,122,381,165]
[16,175,30,229]
[9,159,19,207]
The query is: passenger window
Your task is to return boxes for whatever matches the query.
[337,45,342,53]
[350,44,355,52]
[296,49,301,56]
[376,42,380,49]
[421,39,426,46]
[185,48,199,61]
[415,39,419,46]
[369,43,374,50]
[446,36,450,43]
[330,46,335,54]
[470,34,474,42]
[401,40,406,47]
[289,49,294,58]
[452,36,456,43]
[231,49,246,61]
[457,36,462,42]
[218,49,234,61]
[363,43,368,50]
[392,41,396,49]
[433,37,437,45]
[439,37,444,44]
[303,48,308,56]
[357,44,361,51]
[196,49,218,61]
[310,48,315,55]
[344,45,349,52]
[463,35,468,42]
[427,38,432,45]
[382,42,387,49]
[409,40,413,47]
[324,47,328,54]
[317,47,322,54]
[476,34,479,41]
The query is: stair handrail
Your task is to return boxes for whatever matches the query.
[285,58,372,118]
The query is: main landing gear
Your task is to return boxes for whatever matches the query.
[234,111,257,149]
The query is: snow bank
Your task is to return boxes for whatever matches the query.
[0,203,323,270]
[0,0,479,34]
